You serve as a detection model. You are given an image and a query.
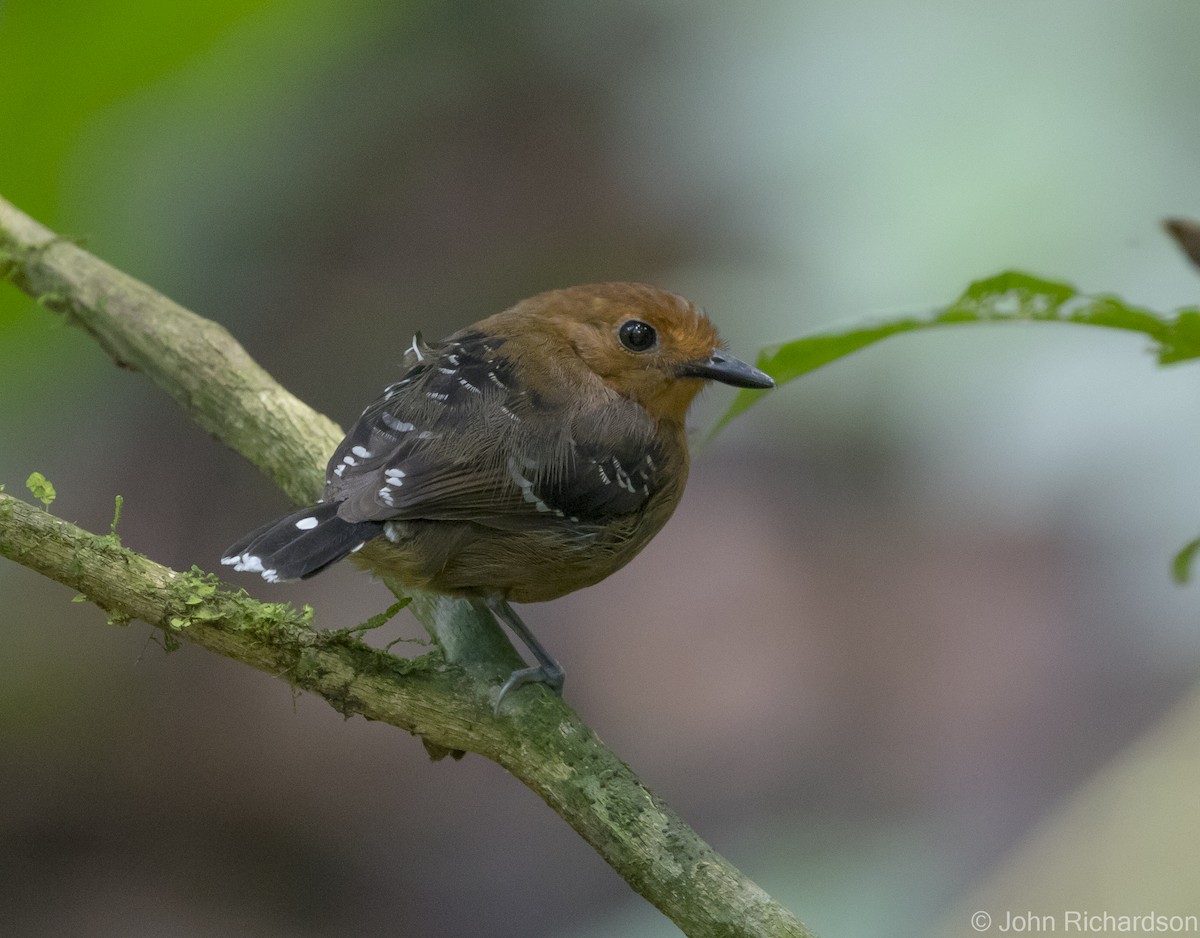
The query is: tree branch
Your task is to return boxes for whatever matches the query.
[0,491,477,740]
[0,195,813,938]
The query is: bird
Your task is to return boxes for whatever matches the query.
[222,282,774,708]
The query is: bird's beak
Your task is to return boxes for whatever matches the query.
[677,350,775,389]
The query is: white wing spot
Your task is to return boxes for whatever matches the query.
[426,391,449,402]
[352,445,371,458]
[231,553,264,573]
[351,542,366,553]
[385,468,407,481]
[458,376,481,394]
[342,455,358,467]
[381,414,415,433]
[378,486,395,506]
[613,460,634,492]
[488,371,506,389]
[507,457,564,517]
[438,366,456,375]
[334,463,347,478]
[295,516,320,530]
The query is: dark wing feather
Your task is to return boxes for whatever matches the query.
[324,329,668,530]
[531,435,663,522]
[222,502,383,582]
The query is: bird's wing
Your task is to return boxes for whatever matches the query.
[326,330,667,529]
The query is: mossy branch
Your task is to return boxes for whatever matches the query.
[0,195,812,938]
[0,491,472,735]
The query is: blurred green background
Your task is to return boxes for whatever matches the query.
[3,2,1200,935]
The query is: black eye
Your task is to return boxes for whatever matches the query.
[618,319,657,353]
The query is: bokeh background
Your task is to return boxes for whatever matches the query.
[3,2,1200,936]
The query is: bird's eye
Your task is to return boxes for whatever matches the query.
[617,319,657,353]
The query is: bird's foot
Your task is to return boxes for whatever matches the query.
[494,662,564,714]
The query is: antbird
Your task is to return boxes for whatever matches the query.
[223,283,774,707]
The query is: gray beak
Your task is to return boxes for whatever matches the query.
[677,350,775,389]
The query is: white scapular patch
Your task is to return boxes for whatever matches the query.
[351,445,371,458]
[295,516,320,530]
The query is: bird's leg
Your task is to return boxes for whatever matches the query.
[482,596,564,711]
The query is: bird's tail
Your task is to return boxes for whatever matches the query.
[221,502,383,583]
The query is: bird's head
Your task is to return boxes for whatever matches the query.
[499,283,774,424]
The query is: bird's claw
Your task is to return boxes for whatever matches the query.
[494,663,564,714]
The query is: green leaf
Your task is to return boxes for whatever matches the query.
[1172,537,1200,585]
[25,471,56,507]
[711,270,1200,436]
